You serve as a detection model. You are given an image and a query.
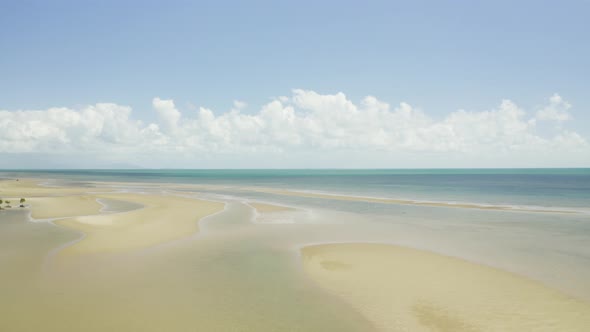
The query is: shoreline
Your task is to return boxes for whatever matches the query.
[4,176,585,215]
[248,187,584,214]
[1,179,225,256]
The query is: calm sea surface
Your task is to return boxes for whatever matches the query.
[2,169,589,209]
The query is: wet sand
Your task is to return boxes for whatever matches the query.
[56,193,224,255]
[0,181,374,332]
[28,195,104,219]
[1,178,113,219]
[302,243,590,331]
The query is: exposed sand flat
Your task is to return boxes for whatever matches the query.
[302,243,590,332]
[0,178,114,219]
[251,188,575,214]
[27,196,104,219]
[56,193,225,255]
[249,202,294,213]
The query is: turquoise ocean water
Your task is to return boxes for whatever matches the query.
[2,168,589,210]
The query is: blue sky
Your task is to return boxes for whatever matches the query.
[1,0,589,168]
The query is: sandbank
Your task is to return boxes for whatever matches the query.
[302,243,590,332]
[56,193,225,255]
[27,196,104,219]
[0,178,114,219]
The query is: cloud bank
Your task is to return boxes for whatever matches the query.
[0,90,588,168]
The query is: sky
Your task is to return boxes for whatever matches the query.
[1,0,589,168]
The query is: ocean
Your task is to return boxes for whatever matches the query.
[2,168,590,211]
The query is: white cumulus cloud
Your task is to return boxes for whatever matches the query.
[153,97,181,132]
[0,90,588,168]
[535,93,572,122]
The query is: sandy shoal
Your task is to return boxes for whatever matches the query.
[249,202,294,213]
[0,179,108,219]
[302,243,590,332]
[27,196,104,219]
[56,193,225,255]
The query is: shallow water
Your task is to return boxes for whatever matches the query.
[4,169,590,209]
[97,197,145,213]
[0,202,376,331]
[1,171,589,331]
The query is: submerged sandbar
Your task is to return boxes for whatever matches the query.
[301,243,590,332]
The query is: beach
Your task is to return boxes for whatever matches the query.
[1,170,589,331]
